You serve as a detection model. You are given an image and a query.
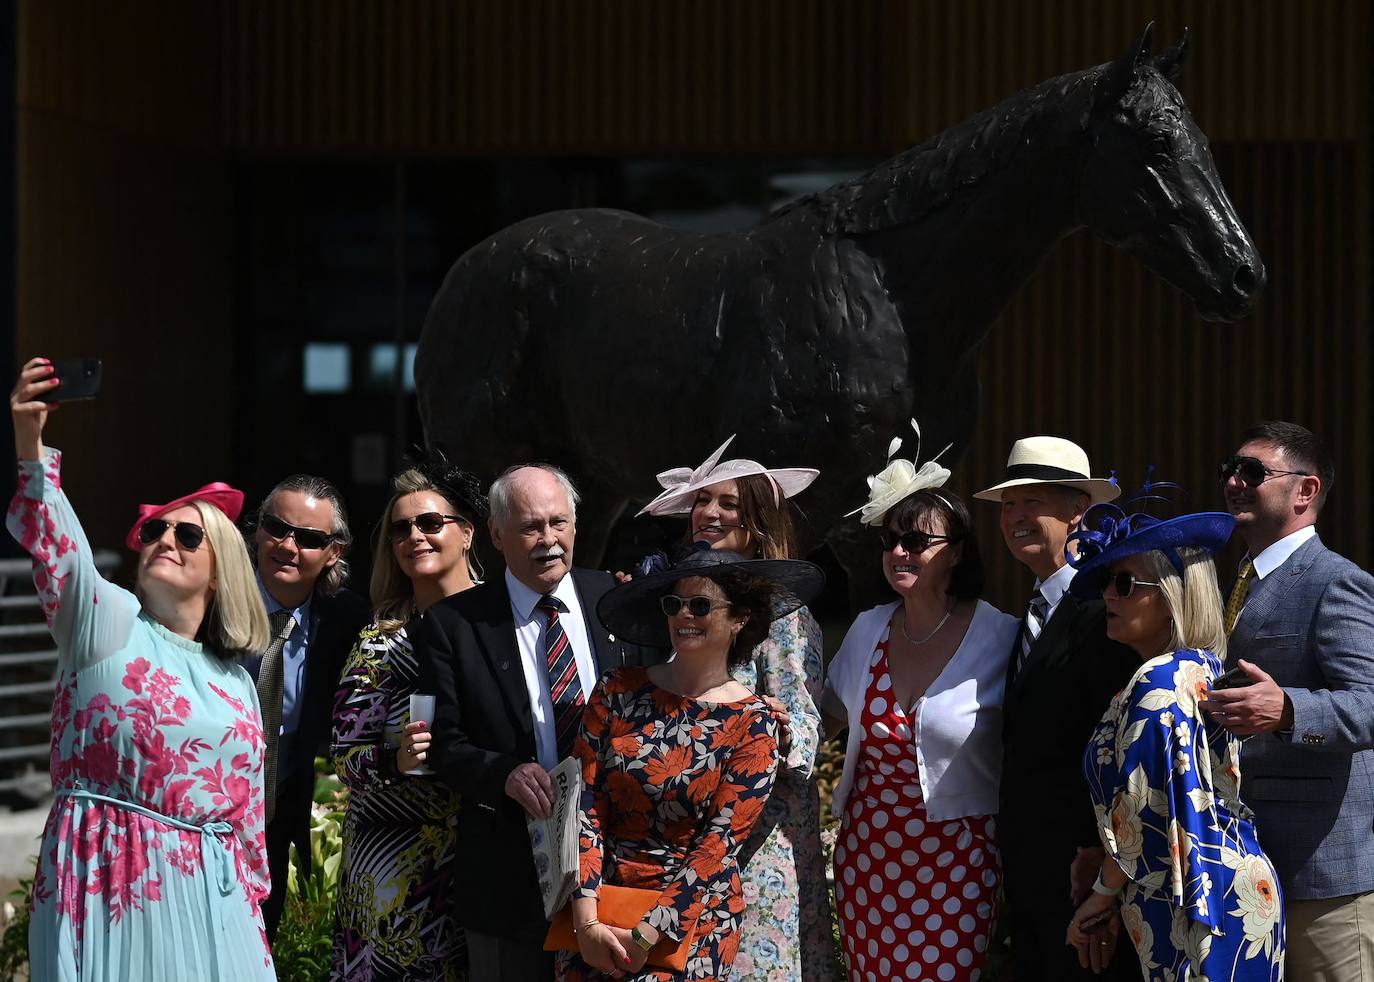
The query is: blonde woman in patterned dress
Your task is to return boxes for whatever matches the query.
[330,456,487,981]
[638,437,833,980]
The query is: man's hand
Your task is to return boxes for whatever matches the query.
[1070,846,1106,906]
[1201,660,1293,736]
[504,761,554,818]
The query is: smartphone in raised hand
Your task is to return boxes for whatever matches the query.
[40,359,102,403]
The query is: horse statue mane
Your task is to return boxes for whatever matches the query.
[416,24,1262,606]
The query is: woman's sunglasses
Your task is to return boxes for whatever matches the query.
[660,595,732,617]
[137,519,207,551]
[388,512,463,544]
[1218,455,1311,488]
[878,529,956,553]
[261,513,337,550]
[1106,572,1162,598]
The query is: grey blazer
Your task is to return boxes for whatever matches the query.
[1229,532,1374,901]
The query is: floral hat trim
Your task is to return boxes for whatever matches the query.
[845,420,953,526]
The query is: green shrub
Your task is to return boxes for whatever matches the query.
[271,762,347,982]
[0,872,34,981]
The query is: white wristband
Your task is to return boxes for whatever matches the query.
[1091,872,1123,897]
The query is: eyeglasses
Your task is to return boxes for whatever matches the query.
[138,518,207,551]
[1107,572,1163,598]
[261,513,337,550]
[659,595,732,617]
[878,529,956,553]
[1218,455,1311,488]
[388,512,463,544]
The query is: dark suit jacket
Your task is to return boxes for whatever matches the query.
[999,593,1139,899]
[244,586,370,867]
[414,567,660,939]
[1228,533,1374,900]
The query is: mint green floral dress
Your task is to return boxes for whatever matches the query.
[730,607,833,982]
[10,449,274,981]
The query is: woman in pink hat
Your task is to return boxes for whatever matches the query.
[637,436,832,982]
[9,358,275,980]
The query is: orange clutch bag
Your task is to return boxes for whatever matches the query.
[544,884,696,972]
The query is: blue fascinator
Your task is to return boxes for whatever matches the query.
[1066,469,1236,600]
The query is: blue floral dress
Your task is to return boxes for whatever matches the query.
[10,450,273,980]
[730,607,833,982]
[1084,648,1285,982]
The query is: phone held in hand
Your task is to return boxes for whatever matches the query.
[1080,909,1115,934]
[40,359,102,403]
[1211,666,1258,690]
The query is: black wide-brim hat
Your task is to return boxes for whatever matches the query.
[1067,508,1236,600]
[597,548,826,648]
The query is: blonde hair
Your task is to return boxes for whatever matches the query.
[371,468,483,633]
[1144,546,1227,660]
[194,500,270,656]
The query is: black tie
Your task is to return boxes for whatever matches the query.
[1018,590,1049,672]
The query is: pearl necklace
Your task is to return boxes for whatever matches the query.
[899,606,952,645]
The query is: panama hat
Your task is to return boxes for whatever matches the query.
[973,436,1120,504]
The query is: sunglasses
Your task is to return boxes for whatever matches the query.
[1106,572,1163,598]
[138,518,208,551]
[1218,455,1311,488]
[388,512,463,544]
[261,513,337,550]
[660,595,732,617]
[878,529,956,553]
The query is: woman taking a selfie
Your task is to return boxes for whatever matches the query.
[10,357,273,980]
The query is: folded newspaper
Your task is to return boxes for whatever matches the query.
[527,755,584,919]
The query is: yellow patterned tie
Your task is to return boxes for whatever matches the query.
[1224,559,1255,635]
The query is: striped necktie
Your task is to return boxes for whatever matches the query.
[538,594,585,761]
[1224,559,1256,635]
[1018,590,1049,671]
[255,609,297,823]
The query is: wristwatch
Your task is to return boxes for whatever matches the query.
[629,926,655,952]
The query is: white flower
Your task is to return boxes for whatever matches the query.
[1229,854,1281,959]
[1159,710,1175,729]
[1174,750,1191,776]
[1174,722,1191,748]
[1172,660,1210,717]
[1120,902,1155,963]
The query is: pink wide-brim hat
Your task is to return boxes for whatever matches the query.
[636,436,819,517]
[125,483,245,551]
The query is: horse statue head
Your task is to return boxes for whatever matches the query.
[1080,24,1264,320]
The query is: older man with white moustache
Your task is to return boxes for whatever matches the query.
[417,464,659,981]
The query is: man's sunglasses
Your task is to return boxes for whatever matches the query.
[1218,455,1311,488]
[878,529,956,553]
[261,513,337,550]
[388,512,463,544]
[1106,572,1162,598]
[138,518,208,551]
[660,595,732,617]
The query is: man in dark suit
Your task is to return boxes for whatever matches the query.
[974,436,1141,982]
[244,475,370,941]
[417,464,657,981]
[1203,421,1374,980]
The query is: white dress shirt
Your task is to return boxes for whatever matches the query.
[1035,560,1078,622]
[504,568,599,770]
[1252,525,1318,580]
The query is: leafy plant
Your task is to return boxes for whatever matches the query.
[0,871,34,981]
[271,762,348,982]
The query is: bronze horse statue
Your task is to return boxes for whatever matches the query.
[417,25,1263,598]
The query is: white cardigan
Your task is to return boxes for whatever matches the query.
[826,599,1018,821]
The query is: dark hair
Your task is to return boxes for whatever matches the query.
[675,569,775,669]
[685,473,800,560]
[1239,421,1334,511]
[255,474,352,595]
[881,490,984,600]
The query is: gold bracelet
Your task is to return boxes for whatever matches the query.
[573,917,600,936]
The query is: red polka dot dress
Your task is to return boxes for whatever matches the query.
[833,634,1001,982]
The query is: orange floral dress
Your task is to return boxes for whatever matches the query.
[558,666,780,982]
